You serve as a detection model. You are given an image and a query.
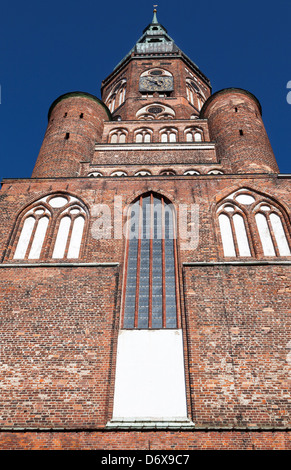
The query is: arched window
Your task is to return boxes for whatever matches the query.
[136,103,175,121]
[88,171,103,177]
[111,170,127,177]
[107,94,116,113]
[184,170,200,176]
[118,83,126,106]
[109,129,127,143]
[217,189,291,258]
[208,169,224,175]
[134,129,152,143]
[13,208,50,260]
[122,193,179,329]
[254,204,291,256]
[218,206,251,257]
[160,169,176,176]
[160,128,178,143]
[185,128,203,142]
[186,79,206,111]
[113,193,187,421]
[11,194,87,261]
[197,95,203,111]
[52,206,86,259]
[134,170,151,176]
[106,79,127,113]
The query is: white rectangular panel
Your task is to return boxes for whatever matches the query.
[112,329,187,420]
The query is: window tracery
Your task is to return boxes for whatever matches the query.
[11,194,87,261]
[217,188,291,258]
[136,103,175,121]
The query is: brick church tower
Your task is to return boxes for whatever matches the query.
[0,10,290,450]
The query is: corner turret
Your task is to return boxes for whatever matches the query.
[201,88,279,174]
[32,92,111,178]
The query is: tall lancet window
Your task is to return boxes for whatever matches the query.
[112,193,187,423]
[13,207,51,260]
[122,194,178,329]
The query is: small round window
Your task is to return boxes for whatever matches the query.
[148,106,163,114]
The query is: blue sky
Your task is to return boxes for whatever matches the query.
[0,0,290,181]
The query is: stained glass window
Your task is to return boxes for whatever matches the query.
[123,194,179,329]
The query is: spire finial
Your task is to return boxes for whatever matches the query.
[152,5,158,24]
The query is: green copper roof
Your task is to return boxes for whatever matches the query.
[113,11,179,70]
[112,10,209,86]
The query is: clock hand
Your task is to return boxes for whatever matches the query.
[148,78,162,86]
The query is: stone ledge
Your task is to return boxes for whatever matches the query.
[106,418,195,430]
[183,261,291,266]
[0,262,119,268]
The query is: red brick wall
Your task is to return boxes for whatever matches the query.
[0,430,289,450]
[101,57,211,121]
[0,176,290,436]
[183,264,291,427]
[0,266,119,428]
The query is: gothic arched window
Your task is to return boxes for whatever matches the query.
[52,205,86,259]
[11,194,87,261]
[186,79,206,112]
[122,193,179,329]
[217,188,291,258]
[136,103,175,121]
[185,128,203,142]
[217,205,251,257]
[160,128,178,143]
[107,94,116,113]
[106,79,127,113]
[109,129,127,143]
[113,193,187,421]
[118,82,126,107]
[254,203,291,256]
[134,128,152,143]
[13,207,51,260]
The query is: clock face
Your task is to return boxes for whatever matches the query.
[139,76,174,92]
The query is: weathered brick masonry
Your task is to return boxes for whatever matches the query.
[0,10,290,449]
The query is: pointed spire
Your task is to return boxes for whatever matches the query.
[152,5,158,24]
